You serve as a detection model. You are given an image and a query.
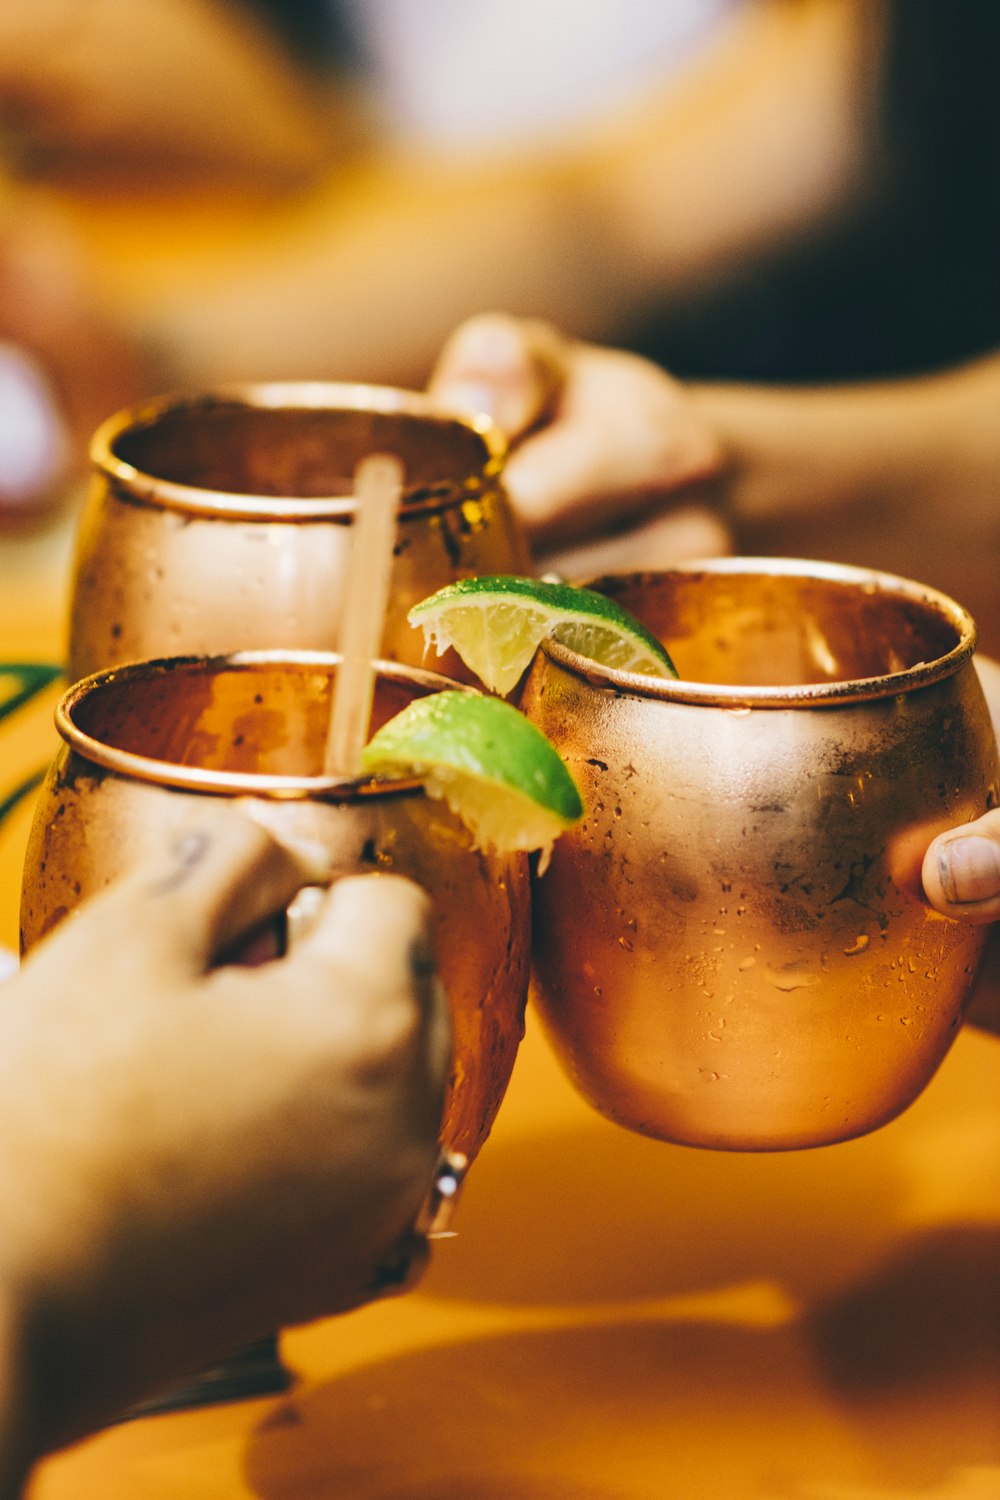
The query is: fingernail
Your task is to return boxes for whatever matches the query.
[434,380,501,422]
[285,884,327,948]
[936,835,1000,904]
[454,317,524,369]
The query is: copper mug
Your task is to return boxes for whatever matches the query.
[20,653,531,1163]
[520,558,999,1151]
[67,384,530,682]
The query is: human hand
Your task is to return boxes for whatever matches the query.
[917,655,1000,1039]
[922,811,1000,926]
[0,810,449,1457]
[922,806,1000,1042]
[921,656,1000,926]
[428,312,731,577]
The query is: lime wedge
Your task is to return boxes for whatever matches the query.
[361,690,583,858]
[408,575,677,695]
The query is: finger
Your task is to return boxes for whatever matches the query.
[293,872,440,1009]
[61,808,332,978]
[287,873,451,1092]
[922,809,1000,923]
[427,312,568,438]
[507,348,722,547]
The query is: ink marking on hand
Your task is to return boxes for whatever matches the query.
[149,830,212,895]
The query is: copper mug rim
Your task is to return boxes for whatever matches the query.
[546,556,978,708]
[54,650,469,800]
[90,383,507,523]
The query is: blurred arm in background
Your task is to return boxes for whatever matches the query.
[0,0,342,183]
[0,0,354,520]
[142,0,879,387]
[6,1,995,533]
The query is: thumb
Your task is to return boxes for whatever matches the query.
[922,808,1000,923]
[428,312,568,439]
[28,809,331,983]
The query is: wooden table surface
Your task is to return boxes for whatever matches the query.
[1,506,998,1500]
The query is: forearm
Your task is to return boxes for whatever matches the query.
[692,353,1000,531]
[583,0,880,295]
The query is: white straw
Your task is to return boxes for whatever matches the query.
[323,453,404,776]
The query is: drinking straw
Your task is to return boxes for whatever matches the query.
[323,453,404,776]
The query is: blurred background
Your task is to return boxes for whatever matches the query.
[1,0,998,532]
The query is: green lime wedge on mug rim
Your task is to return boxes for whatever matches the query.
[361,690,583,858]
[408,575,678,695]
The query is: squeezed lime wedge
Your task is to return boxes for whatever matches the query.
[361,690,583,858]
[409,574,677,695]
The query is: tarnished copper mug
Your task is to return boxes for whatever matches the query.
[20,653,531,1162]
[67,384,530,682]
[520,558,999,1151]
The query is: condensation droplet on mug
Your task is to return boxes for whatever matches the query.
[843,934,870,956]
[765,963,820,993]
[738,955,756,971]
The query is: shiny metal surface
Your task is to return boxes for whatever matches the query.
[68,384,530,680]
[20,653,530,1161]
[521,559,999,1150]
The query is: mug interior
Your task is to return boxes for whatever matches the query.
[67,657,433,781]
[110,400,493,501]
[594,564,970,690]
